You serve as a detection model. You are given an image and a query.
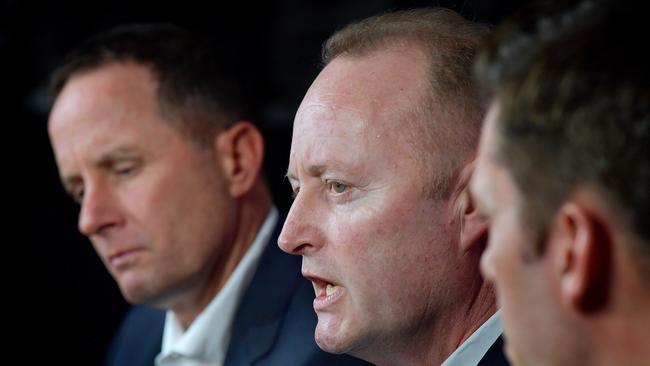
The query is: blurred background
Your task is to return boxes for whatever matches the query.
[17,0,524,364]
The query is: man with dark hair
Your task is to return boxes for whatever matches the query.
[48,23,369,366]
[279,9,508,366]
[471,1,650,365]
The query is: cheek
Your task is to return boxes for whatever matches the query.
[131,164,229,251]
[330,199,411,261]
[123,167,176,221]
[326,217,373,276]
[329,196,438,295]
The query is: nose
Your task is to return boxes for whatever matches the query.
[78,181,123,237]
[278,191,324,256]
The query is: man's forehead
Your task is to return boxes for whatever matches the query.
[294,101,368,133]
[306,48,428,107]
[288,108,382,179]
[294,67,421,142]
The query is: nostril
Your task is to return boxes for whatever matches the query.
[292,243,311,255]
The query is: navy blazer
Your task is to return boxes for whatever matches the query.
[104,220,370,366]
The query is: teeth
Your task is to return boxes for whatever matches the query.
[326,284,338,296]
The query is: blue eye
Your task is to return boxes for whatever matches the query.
[328,181,347,194]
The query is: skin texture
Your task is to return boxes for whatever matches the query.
[279,46,493,365]
[49,62,269,328]
[471,102,650,366]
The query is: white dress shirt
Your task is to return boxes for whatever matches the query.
[441,311,503,366]
[155,208,279,366]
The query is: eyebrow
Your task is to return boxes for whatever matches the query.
[95,147,141,167]
[285,164,328,182]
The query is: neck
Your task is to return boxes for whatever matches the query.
[172,182,272,329]
[590,292,650,366]
[593,243,650,366]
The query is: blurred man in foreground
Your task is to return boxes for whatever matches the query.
[472,1,650,365]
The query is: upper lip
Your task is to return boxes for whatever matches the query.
[303,272,339,295]
[302,272,336,285]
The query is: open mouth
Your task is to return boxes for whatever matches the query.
[310,276,341,297]
[304,274,345,309]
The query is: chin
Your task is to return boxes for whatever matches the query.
[314,320,367,357]
[118,279,159,305]
[314,327,351,354]
[119,286,148,305]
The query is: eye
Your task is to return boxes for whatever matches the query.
[291,186,300,199]
[69,186,84,204]
[114,162,138,177]
[327,181,348,194]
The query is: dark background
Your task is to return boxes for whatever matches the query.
[17,1,523,364]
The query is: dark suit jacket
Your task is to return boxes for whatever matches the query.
[104,219,370,366]
[477,336,510,366]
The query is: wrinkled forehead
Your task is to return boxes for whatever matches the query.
[289,98,419,180]
[290,102,388,172]
[294,101,374,140]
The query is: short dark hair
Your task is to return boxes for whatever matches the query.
[476,1,650,266]
[50,23,253,146]
[322,8,490,198]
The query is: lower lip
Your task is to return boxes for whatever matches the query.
[109,249,144,268]
[313,286,345,310]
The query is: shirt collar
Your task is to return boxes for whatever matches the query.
[441,310,503,366]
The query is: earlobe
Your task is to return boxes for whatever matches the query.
[555,201,611,314]
[215,121,265,198]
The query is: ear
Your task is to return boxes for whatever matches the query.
[454,159,489,253]
[551,197,611,314]
[214,121,265,198]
